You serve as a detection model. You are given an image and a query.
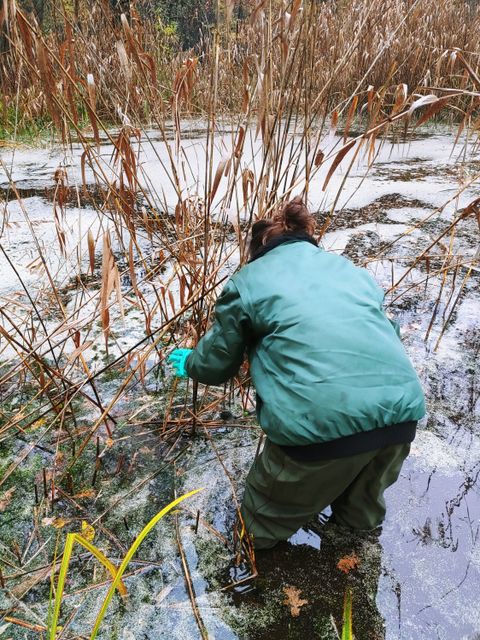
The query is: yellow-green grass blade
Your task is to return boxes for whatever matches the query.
[47,535,60,637]
[74,534,128,597]
[89,488,202,639]
[48,533,128,637]
[49,533,75,640]
[341,588,353,640]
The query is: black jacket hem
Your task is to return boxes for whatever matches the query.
[277,421,417,462]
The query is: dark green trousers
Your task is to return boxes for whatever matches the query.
[240,439,410,549]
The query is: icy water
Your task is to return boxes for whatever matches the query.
[0,123,479,639]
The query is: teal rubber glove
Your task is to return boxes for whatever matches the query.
[167,348,193,379]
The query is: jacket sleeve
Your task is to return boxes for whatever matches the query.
[185,279,252,386]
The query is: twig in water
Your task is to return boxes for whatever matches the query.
[175,514,209,640]
[194,510,200,534]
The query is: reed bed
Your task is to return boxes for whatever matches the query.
[1,0,480,133]
[0,0,480,637]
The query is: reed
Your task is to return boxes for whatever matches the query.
[1,0,480,132]
[0,0,479,636]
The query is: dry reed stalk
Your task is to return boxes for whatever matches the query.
[174,495,208,639]
[0,0,476,468]
[1,2,480,635]
[2,1,480,130]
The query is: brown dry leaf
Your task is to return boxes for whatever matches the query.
[366,84,375,113]
[392,83,408,115]
[85,74,100,147]
[330,108,339,133]
[242,168,254,208]
[0,487,16,512]
[209,158,228,203]
[337,552,359,574]
[73,489,96,499]
[407,94,439,116]
[415,96,449,128]
[115,39,132,83]
[242,88,250,113]
[291,0,302,22]
[283,585,308,617]
[87,229,95,274]
[322,139,356,191]
[343,95,359,141]
[234,126,245,158]
[140,52,157,85]
[314,149,324,167]
[30,417,47,430]
[42,517,71,529]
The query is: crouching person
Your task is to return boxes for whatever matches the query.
[169,197,425,550]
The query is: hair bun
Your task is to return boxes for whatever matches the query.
[279,196,313,234]
[283,196,306,227]
[248,197,315,259]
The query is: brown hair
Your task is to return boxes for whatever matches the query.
[249,196,315,259]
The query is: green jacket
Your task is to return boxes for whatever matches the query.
[186,237,425,446]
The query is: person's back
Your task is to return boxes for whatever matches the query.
[169,196,426,549]
[234,239,425,448]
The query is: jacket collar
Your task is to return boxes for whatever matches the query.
[249,232,318,262]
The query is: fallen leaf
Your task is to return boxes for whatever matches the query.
[73,489,96,499]
[30,418,47,430]
[283,585,308,617]
[41,517,71,529]
[81,520,95,541]
[155,584,174,605]
[337,552,359,574]
[54,451,66,468]
[0,487,16,512]
[52,517,71,529]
